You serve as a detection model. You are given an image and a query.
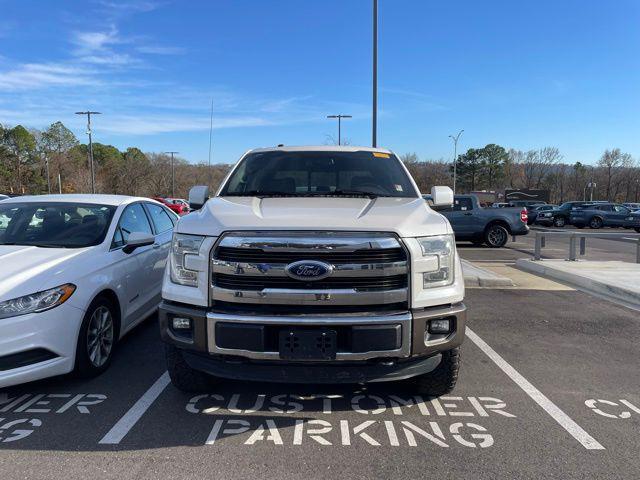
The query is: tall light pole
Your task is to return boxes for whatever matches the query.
[164,151,179,197]
[75,111,101,194]
[326,115,352,145]
[372,0,378,148]
[208,99,214,167]
[449,130,464,195]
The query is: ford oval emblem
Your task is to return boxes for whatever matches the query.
[285,260,333,281]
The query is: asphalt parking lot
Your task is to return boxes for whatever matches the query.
[1,241,639,479]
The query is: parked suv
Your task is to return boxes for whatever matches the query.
[570,203,635,229]
[160,146,466,396]
[536,201,602,227]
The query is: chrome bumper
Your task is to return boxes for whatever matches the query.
[206,311,412,361]
[203,302,466,362]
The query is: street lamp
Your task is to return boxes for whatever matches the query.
[75,111,101,194]
[164,151,179,197]
[449,130,464,195]
[372,0,378,148]
[326,115,352,145]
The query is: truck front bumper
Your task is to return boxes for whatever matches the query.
[159,301,466,383]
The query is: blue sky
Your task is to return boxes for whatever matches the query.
[1,0,639,165]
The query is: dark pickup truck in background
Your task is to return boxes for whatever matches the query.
[425,194,529,247]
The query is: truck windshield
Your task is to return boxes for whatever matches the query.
[220,150,418,198]
[0,202,116,248]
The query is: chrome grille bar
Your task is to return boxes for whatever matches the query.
[211,232,409,307]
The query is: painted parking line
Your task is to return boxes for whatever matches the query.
[99,371,170,445]
[466,327,604,450]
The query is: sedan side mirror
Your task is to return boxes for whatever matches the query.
[123,232,155,254]
[431,186,454,207]
[189,185,210,210]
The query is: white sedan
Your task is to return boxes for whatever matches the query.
[0,194,177,388]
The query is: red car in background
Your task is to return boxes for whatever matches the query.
[152,197,189,216]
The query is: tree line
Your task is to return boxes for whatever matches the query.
[2,121,638,204]
[403,144,640,204]
[0,122,232,199]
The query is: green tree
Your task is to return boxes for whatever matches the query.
[4,125,37,193]
[120,147,151,195]
[40,121,79,193]
[92,143,124,193]
[478,144,507,189]
[453,148,483,192]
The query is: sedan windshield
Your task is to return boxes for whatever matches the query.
[0,202,116,248]
[220,150,418,198]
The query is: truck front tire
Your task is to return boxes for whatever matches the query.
[408,347,460,397]
[165,343,217,392]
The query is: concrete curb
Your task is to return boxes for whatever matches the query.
[516,259,640,309]
[461,259,515,287]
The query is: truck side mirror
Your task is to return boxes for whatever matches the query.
[431,186,454,207]
[189,185,210,210]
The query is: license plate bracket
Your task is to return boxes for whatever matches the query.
[279,329,337,360]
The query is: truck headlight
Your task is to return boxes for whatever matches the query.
[418,235,454,288]
[170,234,205,287]
[0,284,76,320]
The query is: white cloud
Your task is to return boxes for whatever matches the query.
[96,0,163,15]
[73,26,122,51]
[136,45,185,55]
[0,63,97,90]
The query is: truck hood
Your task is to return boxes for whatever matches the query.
[0,245,88,301]
[177,197,451,238]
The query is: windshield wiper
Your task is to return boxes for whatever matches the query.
[328,190,382,199]
[225,191,304,198]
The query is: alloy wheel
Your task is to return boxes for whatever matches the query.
[86,306,114,368]
[487,226,507,247]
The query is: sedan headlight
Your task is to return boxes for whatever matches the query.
[0,284,76,320]
[418,235,455,288]
[170,233,205,287]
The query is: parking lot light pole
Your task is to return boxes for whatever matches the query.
[449,130,464,195]
[75,111,101,194]
[326,115,352,145]
[372,0,378,148]
[164,151,179,197]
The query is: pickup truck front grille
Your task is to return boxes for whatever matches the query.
[214,273,408,291]
[210,232,410,308]
[215,246,406,264]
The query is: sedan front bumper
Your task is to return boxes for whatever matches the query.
[0,303,85,388]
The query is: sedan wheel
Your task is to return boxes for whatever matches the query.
[87,306,114,368]
[75,297,118,377]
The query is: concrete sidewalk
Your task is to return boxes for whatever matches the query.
[516,259,640,309]
[461,259,515,287]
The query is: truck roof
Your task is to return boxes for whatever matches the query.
[248,145,393,154]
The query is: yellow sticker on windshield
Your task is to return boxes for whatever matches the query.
[373,152,390,158]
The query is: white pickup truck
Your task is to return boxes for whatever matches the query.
[159,146,466,396]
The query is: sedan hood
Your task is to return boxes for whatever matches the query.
[177,196,451,238]
[0,245,88,301]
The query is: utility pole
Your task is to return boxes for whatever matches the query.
[75,111,101,194]
[372,0,378,148]
[449,130,464,195]
[326,115,352,145]
[164,151,179,197]
[208,99,214,167]
[45,153,51,194]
